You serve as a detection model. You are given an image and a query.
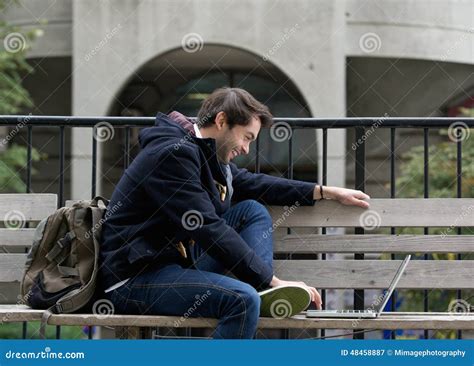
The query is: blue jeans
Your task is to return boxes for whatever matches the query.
[108,200,273,339]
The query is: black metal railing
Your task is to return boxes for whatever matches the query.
[0,116,473,340]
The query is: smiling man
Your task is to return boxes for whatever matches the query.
[99,87,370,339]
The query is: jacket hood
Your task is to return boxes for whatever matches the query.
[139,111,196,149]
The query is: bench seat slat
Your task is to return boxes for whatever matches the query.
[0,306,472,330]
[47,313,474,330]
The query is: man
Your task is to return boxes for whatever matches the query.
[100,87,370,339]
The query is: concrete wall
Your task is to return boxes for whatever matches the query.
[346,58,473,197]
[6,0,472,64]
[345,0,473,64]
[17,57,73,198]
[1,0,72,58]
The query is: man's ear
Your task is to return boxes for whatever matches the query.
[215,111,227,131]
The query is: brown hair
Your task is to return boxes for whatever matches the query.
[197,87,273,129]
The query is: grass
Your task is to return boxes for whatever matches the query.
[0,322,88,339]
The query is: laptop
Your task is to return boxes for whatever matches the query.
[306,255,411,318]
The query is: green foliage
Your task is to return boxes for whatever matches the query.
[0,143,43,192]
[459,107,474,117]
[0,2,40,114]
[0,1,44,193]
[0,321,85,339]
[396,133,474,200]
[393,109,473,339]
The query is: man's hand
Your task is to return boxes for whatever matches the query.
[270,276,322,309]
[314,185,370,209]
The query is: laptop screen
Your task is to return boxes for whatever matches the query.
[374,255,411,315]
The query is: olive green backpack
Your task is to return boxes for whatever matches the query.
[21,196,109,338]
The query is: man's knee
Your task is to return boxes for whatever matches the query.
[241,199,272,224]
[222,283,261,318]
[240,285,261,312]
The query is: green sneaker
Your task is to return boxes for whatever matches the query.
[259,285,311,318]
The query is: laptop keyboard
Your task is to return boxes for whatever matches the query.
[311,310,373,313]
[341,310,364,313]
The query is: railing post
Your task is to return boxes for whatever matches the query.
[321,127,328,339]
[423,128,429,339]
[354,126,366,340]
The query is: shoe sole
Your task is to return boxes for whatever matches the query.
[259,286,311,318]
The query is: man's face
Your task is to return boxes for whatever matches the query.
[215,115,261,164]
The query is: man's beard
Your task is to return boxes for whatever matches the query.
[216,143,232,164]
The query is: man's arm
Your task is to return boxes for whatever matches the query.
[230,163,371,208]
[230,163,316,206]
[313,185,370,208]
[146,145,273,290]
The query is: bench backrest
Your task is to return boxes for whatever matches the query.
[0,194,57,303]
[268,198,474,290]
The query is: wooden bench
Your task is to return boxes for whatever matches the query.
[1,194,473,339]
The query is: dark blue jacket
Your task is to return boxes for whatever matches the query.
[99,112,317,291]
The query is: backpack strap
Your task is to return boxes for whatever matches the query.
[45,230,80,278]
[39,306,56,339]
[91,196,110,207]
[54,204,105,314]
[45,231,76,262]
[57,265,80,277]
